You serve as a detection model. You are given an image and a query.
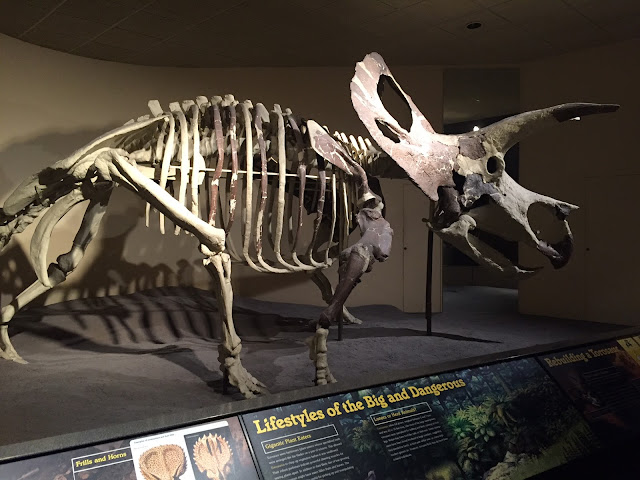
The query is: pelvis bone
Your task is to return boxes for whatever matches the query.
[351,53,619,275]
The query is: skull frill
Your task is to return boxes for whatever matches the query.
[351,52,619,276]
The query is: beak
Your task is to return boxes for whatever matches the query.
[536,234,574,269]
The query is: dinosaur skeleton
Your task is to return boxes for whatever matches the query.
[0,52,618,398]
[0,88,392,396]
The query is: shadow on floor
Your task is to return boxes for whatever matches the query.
[0,286,626,447]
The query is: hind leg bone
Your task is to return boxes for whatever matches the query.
[1,269,64,363]
[0,194,111,363]
[93,150,225,254]
[204,251,266,398]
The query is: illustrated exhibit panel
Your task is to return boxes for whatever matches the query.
[0,417,260,480]
[539,336,640,442]
[7,342,640,480]
[241,357,598,480]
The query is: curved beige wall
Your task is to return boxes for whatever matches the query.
[0,34,443,312]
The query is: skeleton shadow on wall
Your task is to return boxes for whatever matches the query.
[0,129,204,299]
[0,132,216,366]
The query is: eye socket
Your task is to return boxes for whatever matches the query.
[377,74,413,134]
[486,156,500,174]
[453,171,465,193]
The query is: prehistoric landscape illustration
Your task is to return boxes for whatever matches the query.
[0,52,618,397]
[323,359,598,479]
[540,340,640,443]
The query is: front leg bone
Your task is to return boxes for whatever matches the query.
[309,249,369,385]
[307,327,335,384]
[310,270,363,325]
[309,208,393,385]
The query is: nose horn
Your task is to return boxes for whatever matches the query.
[481,102,620,153]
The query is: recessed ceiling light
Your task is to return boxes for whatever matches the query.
[466,22,482,30]
[473,126,480,131]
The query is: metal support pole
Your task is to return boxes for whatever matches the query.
[424,201,435,336]
[426,228,434,336]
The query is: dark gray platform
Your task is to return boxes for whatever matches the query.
[1,286,623,447]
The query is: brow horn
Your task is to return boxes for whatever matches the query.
[480,103,620,153]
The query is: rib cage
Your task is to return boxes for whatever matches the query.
[136,94,382,273]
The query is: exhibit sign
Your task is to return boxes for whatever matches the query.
[0,356,605,480]
[0,417,260,480]
[538,337,640,442]
[241,357,598,480]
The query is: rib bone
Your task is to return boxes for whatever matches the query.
[169,102,190,234]
[157,110,176,234]
[208,97,226,226]
[272,105,311,272]
[189,104,202,218]
[225,95,239,234]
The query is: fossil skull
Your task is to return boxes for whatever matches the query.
[351,52,619,276]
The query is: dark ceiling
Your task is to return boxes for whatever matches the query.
[1,0,639,67]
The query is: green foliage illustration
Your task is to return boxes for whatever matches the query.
[440,360,598,479]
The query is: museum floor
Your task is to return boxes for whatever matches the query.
[1,286,625,448]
